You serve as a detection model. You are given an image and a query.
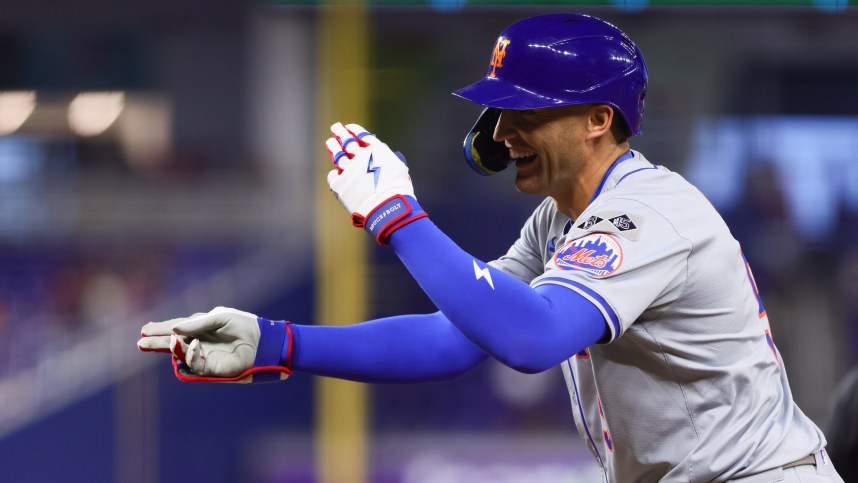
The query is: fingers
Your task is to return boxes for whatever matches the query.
[137,335,172,352]
[344,123,376,146]
[327,122,377,175]
[185,338,206,375]
[139,314,200,353]
[173,335,217,377]
[327,169,341,189]
[171,312,227,337]
[140,318,182,337]
[330,122,375,153]
[182,339,253,378]
[139,309,254,373]
[170,334,190,362]
[326,137,347,173]
[140,311,207,337]
[330,122,362,156]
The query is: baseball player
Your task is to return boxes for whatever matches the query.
[138,14,844,482]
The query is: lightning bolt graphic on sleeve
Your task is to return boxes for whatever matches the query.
[366,154,381,189]
[473,259,495,290]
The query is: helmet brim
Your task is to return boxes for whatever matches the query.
[454,76,642,136]
[452,77,572,110]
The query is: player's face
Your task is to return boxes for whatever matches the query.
[493,105,591,201]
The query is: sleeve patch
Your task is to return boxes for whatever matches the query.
[577,216,603,230]
[569,210,645,241]
[553,233,623,278]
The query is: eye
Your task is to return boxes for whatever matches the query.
[518,109,550,124]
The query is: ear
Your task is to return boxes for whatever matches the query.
[585,105,614,139]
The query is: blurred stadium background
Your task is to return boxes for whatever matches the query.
[0,1,856,481]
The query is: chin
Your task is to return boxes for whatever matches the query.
[514,177,542,196]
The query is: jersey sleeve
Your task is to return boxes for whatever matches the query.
[489,197,554,283]
[531,198,691,342]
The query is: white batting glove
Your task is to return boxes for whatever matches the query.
[137,306,292,384]
[326,122,428,245]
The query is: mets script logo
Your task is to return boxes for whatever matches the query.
[553,233,623,278]
[489,37,511,78]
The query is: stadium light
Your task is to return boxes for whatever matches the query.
[0,91,37,136]
[68,91,125,137]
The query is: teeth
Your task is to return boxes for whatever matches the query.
[509,148,536,159]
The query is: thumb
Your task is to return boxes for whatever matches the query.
[394,151,407,165]
[172,313,227,337]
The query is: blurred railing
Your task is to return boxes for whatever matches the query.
[0,176,312,438]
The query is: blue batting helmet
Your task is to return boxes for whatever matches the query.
[453,13,648,137]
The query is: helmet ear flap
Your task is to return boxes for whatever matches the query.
[463,107,511,176]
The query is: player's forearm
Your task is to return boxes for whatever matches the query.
[289,311,488,383]
[390,218,606,373]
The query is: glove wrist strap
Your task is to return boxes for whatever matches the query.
[250,318,292,383]
[353,195,428,246]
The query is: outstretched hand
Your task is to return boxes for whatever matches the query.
[137,307,292,384]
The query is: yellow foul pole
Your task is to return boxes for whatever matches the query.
[315,3,369,483]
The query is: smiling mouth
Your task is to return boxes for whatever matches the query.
[509,148,537,166]
[513,154,537,166]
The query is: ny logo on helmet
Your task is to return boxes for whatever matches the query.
[489,37,511,78]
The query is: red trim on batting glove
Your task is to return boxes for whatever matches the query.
[171,357,292,384]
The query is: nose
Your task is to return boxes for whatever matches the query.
[493,110,515,143]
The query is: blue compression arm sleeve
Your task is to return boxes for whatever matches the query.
[390,217,608,373]
[286,216,607,382]
[290,311,488,383]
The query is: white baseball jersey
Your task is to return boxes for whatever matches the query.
[490,150,826,482]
